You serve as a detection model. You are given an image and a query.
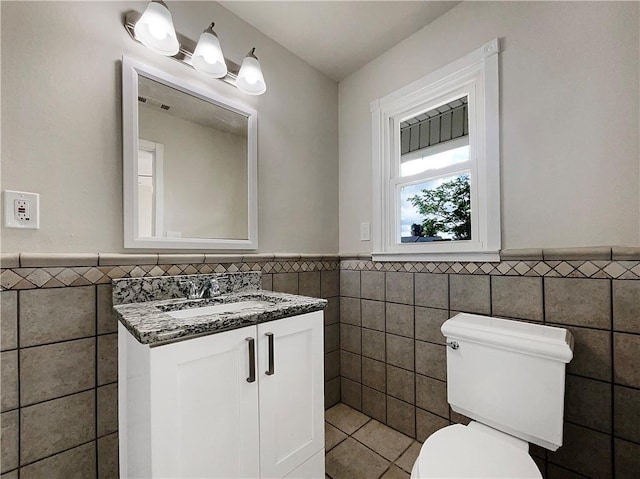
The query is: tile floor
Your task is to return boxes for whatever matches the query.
[325,403,422,479]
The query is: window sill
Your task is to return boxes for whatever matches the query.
[372,251,500,263]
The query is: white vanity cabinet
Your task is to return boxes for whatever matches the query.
[118,310,325,479]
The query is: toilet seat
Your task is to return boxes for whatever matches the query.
[412,423,542,479]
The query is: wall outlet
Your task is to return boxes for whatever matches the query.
[3,190,39,229]
[360,222,370,241]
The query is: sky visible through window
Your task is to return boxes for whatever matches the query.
[400,145,470,237]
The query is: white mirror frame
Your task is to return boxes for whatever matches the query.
[122,55,258,250]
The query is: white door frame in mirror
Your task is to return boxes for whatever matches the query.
[122,55,258,250]
[371,38,500,262]
[138,138,164,237]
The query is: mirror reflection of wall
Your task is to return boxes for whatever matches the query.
[399,96,471,243]
[137,76,249,240]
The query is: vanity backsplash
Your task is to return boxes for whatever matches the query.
[112,272,327,345]
[112,272,261,305]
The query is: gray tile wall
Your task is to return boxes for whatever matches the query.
[338,270,640,479]
[0,267,340,479]
[261,270,341,409]
[1,285,117,479]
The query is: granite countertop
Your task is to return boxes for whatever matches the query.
[114,290,327,346]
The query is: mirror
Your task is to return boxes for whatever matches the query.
[122,56,258,249]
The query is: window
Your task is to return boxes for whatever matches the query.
[371,39,501,261]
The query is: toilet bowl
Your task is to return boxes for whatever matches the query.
[411,313,574,479]
[410,422,541,479]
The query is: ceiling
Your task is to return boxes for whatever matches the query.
[139,76,247,136]
[219,1,460,82]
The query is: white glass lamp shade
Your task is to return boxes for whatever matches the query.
[134,1,180,56]
[192,28,227,78]
[236,49,266,95]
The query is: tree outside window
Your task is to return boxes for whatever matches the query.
[407,174,471,241]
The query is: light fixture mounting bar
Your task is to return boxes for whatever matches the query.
[124,11,241,87]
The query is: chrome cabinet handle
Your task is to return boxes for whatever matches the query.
[246,337,256,383]
[447,341,459,350]
[265,332,275,375]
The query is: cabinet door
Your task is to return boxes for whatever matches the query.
[258,311,325,478]
[150,326,260,478]
[283,449,325,479]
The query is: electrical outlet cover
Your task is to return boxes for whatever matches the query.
[3,190,39,229]
[360,222,371,241]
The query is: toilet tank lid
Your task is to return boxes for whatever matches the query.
[442,313,574,363]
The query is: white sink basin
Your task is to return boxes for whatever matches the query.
[166,300,274,319]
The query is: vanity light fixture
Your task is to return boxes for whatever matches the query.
[192,22,227,78]
[133,0,179,56]
[125,2,267,95]
[236,48,267,96]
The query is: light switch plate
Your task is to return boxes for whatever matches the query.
[3,190,39,229]
[360,222,370,241]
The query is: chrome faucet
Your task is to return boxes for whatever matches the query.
[186,281,199,299]
[185,278,221,299]
[202,278,221,297]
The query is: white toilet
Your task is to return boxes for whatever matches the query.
[411,313,574,479]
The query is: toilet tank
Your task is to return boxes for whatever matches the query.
[442,313,574,451]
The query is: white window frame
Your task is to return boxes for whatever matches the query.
[400,135,469,168]
[371,39,501,262]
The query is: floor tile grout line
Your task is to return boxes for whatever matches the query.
[326,403,424,478]
[328,404,603,479]
[350,427,412,464]
[329,410,415,458]
[347,429,396,475]
[395,440,417,468]
[348,417,372,437]
[375,462,393,479]
[323,426,348,454]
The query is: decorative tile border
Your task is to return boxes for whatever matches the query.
[339,258,640,279]
[0,258,340,291]
[2,247,639,290]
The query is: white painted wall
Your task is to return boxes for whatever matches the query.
[339,1,640,253]
[1,1,339,254]
[3,2,638,255]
